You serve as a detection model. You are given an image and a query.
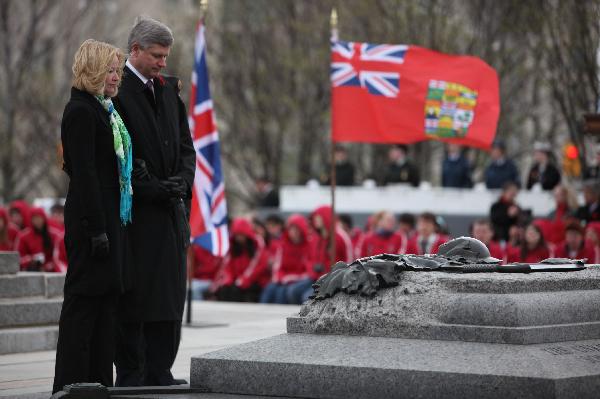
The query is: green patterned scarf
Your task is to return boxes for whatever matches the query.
[96,95,133,225]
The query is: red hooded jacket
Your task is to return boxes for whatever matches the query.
[8,200,31,231]
[53,235,68,273]
[406,233,449,255]
[506,244,553,263]
[359,230,408,257]
[308,206,353,281]
[271,214,313,284]
[192,243,220,280]
[0,208,19,251]
[587,222,600,263]
[15,207,62,272]
[211,218,270,290]
[553,240,595,261]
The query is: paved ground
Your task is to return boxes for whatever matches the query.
[0,302,299,399]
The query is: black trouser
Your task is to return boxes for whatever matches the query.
[52,294,118,393]
[114,320,181,386]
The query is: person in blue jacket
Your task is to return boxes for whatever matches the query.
[442,144,472,188]
[484,140,520,189]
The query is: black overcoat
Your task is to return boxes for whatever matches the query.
[114,67,195,322]
[61,88,127,296]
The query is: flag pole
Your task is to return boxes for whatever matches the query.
[329,8,338,266]
[186,0,210,326]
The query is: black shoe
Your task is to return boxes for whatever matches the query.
[172,378,188,385]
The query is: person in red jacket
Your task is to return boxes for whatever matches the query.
[470,219,506,262]
[9,200,31,231]
[53,235,68,273]
[260,214,313,304]
[15,207,62,272]
[506,222,553,263]
[359,211,408,257]
[554,222,595,261]
[286,205,353,304]
[191,243,221,300]
[406,212,449,255]
[585,222,600,263]
[47,203,66,234]
[0,208,19,251]
[210,218,270,302]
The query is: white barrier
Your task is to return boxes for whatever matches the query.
[280,184,556,217]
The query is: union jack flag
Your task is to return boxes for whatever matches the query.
[188,20,229,257]
[331,40,407,98]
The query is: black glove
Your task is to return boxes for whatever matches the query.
[90,233,110,260]
[159,176,187,199]
[132,158,151,181]
[167,176,188,198]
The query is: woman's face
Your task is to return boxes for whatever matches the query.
[31,215,44,230]
[378,213,396,232]
[103,55,120,97]
[287,225,302,244]
[525,225,541,247]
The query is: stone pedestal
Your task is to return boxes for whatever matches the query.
[191,266,600,399]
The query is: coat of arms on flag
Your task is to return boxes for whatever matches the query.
[425,80,478,139]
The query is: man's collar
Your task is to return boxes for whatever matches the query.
[125,59,152,85]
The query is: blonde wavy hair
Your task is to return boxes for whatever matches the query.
[72,39,124,96]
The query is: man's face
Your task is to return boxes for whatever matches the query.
[490,147,503,160]
[130,44,170,79]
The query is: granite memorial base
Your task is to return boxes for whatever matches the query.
[191,266,600,399]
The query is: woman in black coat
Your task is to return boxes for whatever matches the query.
[53,39,132,393]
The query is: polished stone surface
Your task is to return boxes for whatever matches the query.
[191,333,600,399]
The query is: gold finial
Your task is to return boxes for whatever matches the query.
[330,8,338,41]
[330,8,338,30]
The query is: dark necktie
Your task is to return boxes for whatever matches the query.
[145,79,155,100]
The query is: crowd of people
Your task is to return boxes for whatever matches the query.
[0,200,66,272]
[3,178,600,307]
[190,178,600,304]
[325,140,578,190]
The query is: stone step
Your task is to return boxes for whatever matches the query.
[0,251,19,275]
[0,274,45,298]
[0,272,65,299]
[191,333,600,399]
[0,297,62,328]
[0,325,59,355]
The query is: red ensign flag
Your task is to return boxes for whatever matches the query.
[331,41,500,149]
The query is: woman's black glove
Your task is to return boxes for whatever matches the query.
[90,233,110,260]
[132,158,151,181]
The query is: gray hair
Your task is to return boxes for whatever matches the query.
[127,16,174,52]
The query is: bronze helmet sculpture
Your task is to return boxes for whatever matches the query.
[437,236,500,263]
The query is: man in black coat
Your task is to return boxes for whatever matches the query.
[113,17,195,386]
[382,144,420,187]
